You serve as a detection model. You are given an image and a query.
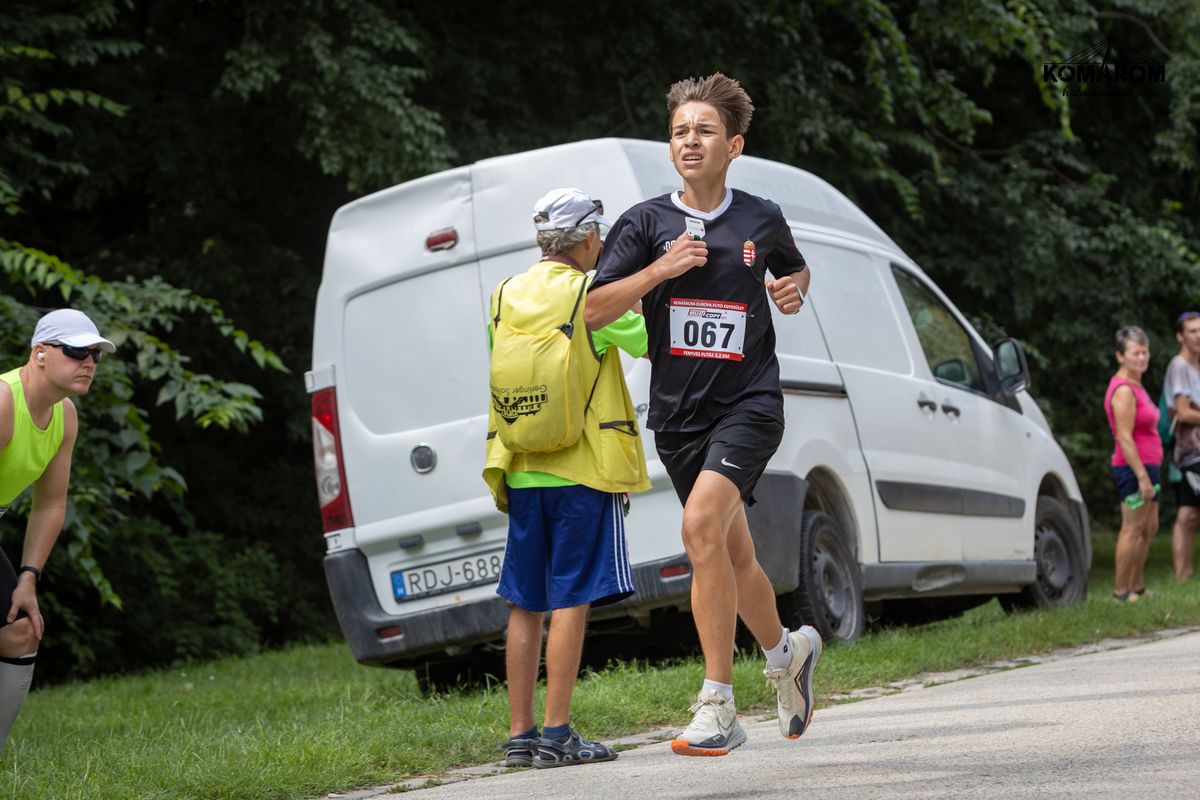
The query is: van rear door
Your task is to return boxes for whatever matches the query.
[316,169,506,615]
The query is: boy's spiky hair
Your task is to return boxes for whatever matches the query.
[665,72,754,136]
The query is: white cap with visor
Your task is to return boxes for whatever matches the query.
[532,187,612,231]
[31,309,116,353]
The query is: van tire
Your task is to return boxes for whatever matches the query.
[779,510,865,643]
[999,495,1088,612]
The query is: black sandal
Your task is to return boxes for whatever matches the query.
[497,734,538,767]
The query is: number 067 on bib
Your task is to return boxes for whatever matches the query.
[669,298,748,362]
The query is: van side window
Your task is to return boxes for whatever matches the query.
[892,267,986,394]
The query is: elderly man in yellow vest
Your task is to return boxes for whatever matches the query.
[0,309,115,752]
[484,188,650,769]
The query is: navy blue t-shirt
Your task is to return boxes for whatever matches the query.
[591,188,806,432]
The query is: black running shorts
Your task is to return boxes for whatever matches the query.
[0,549,20,629]
[654,410,784,507]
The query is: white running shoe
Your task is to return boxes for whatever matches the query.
[670,689,747,757]
[763,625,823,739]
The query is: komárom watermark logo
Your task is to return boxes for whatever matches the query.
[1043,40,1166,98]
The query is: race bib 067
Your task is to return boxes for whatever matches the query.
[669,298,747,361]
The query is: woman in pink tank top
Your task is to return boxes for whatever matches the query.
[1103,325,1162,602]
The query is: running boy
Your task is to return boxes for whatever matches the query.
[585,73,819,756]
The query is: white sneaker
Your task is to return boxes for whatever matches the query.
[763,625,823,739]
[670,689,747,756]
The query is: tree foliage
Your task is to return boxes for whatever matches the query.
[1,0,1197,681]
[217,0,451,193]
[408,0,1199,511]
[1,2,290,674]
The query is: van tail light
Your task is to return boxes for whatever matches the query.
[311,387,355,532]
[425,227,458,251]
[660,563,690,579]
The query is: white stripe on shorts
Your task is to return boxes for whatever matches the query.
[612,493,632,593]
[620,497,633,590]
[610,494,623,593]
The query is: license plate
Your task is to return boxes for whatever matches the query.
[391,549,505,602]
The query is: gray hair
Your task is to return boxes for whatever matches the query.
[1114,325,1149,355]
[537,222,598,257]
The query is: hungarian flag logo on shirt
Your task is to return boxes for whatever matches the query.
[743,239,756,267]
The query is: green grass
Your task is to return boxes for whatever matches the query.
[4,531,1198,799]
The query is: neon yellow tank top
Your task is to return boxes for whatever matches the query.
[0,368,65,507]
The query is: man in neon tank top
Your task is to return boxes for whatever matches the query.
[587,73,820,757]
[0,308,115,753]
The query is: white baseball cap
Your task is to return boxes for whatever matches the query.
[30,309,116,353]
[532,188,612,231]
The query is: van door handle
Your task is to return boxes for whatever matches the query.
[917,399,937,412]
[941,403,961,417]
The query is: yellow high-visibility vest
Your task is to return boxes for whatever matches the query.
[484,260,651,512]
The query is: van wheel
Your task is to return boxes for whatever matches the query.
[999,496,1088,612]
[780,511,865,643]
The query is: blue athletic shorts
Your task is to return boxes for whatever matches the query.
[497,484,634,613]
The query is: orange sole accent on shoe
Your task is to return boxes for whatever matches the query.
[786,706,817,740]
[671,740,732,757]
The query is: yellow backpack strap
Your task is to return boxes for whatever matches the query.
[584,360,604,414]
[492,277,514,325]
[558,274,589,339]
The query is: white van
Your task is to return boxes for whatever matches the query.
[306,138,1090,687]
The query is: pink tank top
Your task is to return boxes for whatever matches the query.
[1104,375,1162,467]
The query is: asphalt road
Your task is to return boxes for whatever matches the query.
[385,630,1200,800]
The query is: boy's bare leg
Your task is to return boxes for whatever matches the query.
[505,607,544,737]
[682,471,750,683]
[543,604,589,729]
[727,503,785,647]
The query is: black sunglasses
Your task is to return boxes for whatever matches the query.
[569,199,604,228]
[47,342,104,363]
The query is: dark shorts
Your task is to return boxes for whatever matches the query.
[654,410,784,507]
[1177,464,1200,508]
[497,485,633,613]
[0,549,20,630]
[1113,464,1161,505]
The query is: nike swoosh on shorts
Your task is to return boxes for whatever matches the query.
[720,457,741,469]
